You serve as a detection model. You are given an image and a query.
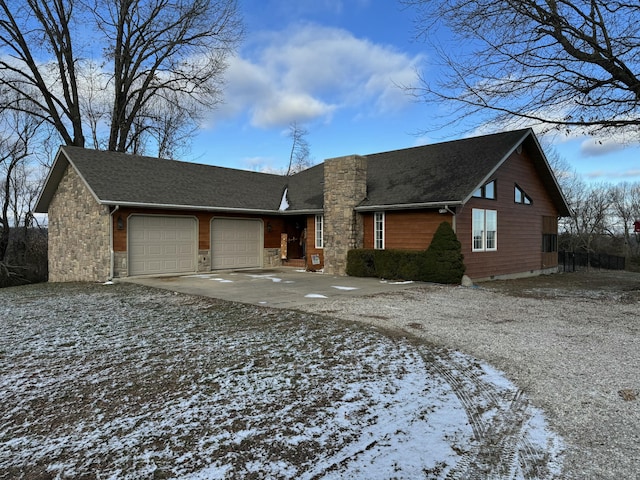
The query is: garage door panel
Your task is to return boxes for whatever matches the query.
[129,216,197,275]
[211,218,262,270]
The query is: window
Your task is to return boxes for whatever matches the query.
[472,209,497,252]
[542,234,557,252]
[315,214,323,248]
[472,180,496,200]
[515,184,532,204]
[374,212,385,249]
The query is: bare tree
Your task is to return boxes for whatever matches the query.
[0,110,38,263]
[286,122,312,176]
[609,182,640,255]
[404,0,640,135]
[565,182,612,254]
[94,0,242,152]
[0,0,84,146]
[0,0,242,153]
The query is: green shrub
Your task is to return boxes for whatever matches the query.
[423,221,465,284]
[346,249,376,277]
[346,221,465,284]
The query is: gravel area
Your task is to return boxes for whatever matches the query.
[296,272,640,480]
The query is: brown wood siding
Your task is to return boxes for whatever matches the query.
[363,210,452,250]
[458,150,560,279]
[363,214,373,248]
[112,208,282,252]
[542,216,558,234]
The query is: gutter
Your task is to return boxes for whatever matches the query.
[354,201,463,212]
[99,200,324,216]
[438,205,457,232]
[100,200,283,215]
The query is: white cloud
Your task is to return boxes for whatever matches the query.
[213,23,423,129]
[586,169,640,180]
[252,93,335,127]
[579,132,640,157]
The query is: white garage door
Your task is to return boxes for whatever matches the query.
[211,218,262,270]
[128,215,197,276]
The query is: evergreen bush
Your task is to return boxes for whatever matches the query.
[346,221,465,284]
[423,221,466,284]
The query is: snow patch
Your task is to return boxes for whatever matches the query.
[210,278,233,283]
[0,284,563,479]
[246,274,282,283]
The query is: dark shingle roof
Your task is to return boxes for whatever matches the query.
[285,163,324,212]
[359,129,530,208]
[35,128,570,217]
[36,147,288,212]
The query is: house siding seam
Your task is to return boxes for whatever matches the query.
[48,165,111,282]
[323,155,367,275]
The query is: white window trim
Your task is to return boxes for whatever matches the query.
[315,214,323,249]
[374,212,385,249]
[472,208,497,252]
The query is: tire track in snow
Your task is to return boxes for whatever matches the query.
[419,347,557,480]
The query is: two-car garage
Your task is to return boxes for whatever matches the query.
[128,215,262,276]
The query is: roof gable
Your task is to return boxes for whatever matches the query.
[356,128,570,216]
[36,147,288,213]
[359,129,530,208]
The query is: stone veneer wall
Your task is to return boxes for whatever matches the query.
[263,248,282,268]
[113,251,128,278]
[48,165,111,282]
[323,155,367,275]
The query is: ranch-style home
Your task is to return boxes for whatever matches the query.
[35,128,571,283]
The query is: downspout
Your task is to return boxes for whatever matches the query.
[109,205,120,281]
[439,205,457,232]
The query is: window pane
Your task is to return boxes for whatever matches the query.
[374,212,384,249]
[315,215,323,248]
[473,188,482,198]
[542,234,558,252]
[472,209,485,251]
[515,186,522,203]
[485,181,495,199]
[485,210,497,250]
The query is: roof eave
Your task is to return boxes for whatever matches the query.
[279,209,324,215]
[34,146,104,213]
[355,201,464,212]
[34,148,67,213]
[100,200,282,215]
[101,200,324,216]
[462,129,533,205]
[524,132,573,217]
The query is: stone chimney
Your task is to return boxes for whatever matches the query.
[322,155,367,275]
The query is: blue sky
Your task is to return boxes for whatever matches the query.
[188,0,639,184]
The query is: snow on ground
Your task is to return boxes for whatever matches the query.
[0,283,561,479]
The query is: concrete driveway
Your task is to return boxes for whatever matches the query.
[124,268,422,308]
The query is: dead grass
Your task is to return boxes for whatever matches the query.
[1,282,496,479]
[478,269,640,303]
